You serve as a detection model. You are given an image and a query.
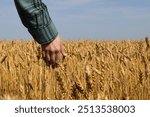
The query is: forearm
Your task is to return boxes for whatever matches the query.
[14,0,58,44]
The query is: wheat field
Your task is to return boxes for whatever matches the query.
[0,39,150,100]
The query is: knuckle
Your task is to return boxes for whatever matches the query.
[56,47,61,52]
[52,48,60,53]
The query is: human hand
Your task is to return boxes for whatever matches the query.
[41,35,67,66]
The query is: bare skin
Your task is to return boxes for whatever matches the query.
[41,35,67,65]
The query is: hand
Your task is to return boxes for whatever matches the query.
[41,35,67,65]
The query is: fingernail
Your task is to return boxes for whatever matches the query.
[63,53,67,56]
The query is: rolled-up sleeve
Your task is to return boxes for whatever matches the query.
[14,0,58,44]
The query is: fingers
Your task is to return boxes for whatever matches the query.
[55,51,60,63]
[42,50,60,64]
[46,51,51,61]
[60,41,67,58]
[42,50,46,59]
[49,51,55,63]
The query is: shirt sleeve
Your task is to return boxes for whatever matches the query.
[14,0,58,44]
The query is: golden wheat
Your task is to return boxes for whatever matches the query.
[0,39,150,100]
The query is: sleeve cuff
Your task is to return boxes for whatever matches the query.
[28,21,58,45]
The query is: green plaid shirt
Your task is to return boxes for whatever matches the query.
[14,0,58,44]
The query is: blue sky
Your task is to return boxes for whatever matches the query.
[0,0,150,40]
